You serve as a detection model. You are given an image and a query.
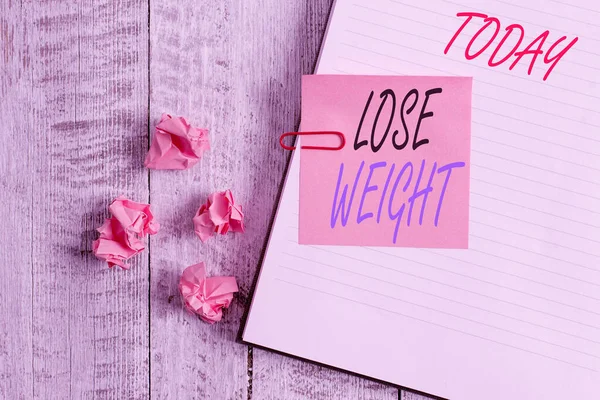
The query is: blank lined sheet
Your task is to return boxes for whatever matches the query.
[243,0,600,398]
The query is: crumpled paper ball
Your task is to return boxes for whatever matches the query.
[144,113,210,170]
[92,217,145,269]
[109,195,160,236]
[192,190,245,242]
[93,196,159,269]
[179,262,238,323]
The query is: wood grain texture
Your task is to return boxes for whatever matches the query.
[252,351,399,400]
[1,0,150,398]
[148,1,252,398]
[0,1,34,398]
[403,391,435,400]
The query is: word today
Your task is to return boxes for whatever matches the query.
[445,12,578,81]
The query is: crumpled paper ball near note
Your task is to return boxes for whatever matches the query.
[144,113,210,170]
[93,196,159,269]
[179,262,238,323]
[193,190,245,242]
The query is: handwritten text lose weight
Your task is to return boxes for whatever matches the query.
[330,88,465,244]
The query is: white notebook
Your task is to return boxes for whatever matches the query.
[243,0,600,398]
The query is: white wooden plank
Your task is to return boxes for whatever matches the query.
[0,1,34,397]
[402,390,436,400]
[0,0,151,398]
[252,350,399,400]
[148,1,254,398]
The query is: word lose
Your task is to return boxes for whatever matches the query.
[445,12,578,81]
[353,88,442,152]
[330,88,466,244]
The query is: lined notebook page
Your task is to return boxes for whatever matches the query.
[244,0,600,398]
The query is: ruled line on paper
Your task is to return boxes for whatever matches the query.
[290,233,600,312]
[471,164,600,202]
[275,278,598,371]
[473,130,600,162]
[284,239,600,331]
[471,207,600,247]
[278,264,600,359]
[478,116,597,152]
[550,0,600,13]
[467,246,600,280]
[471,191,600,229]
[287,241,600,303]
[342,246,600,317]
[359,245,598,313]
[379,0,460,22]
[280,252,600,343]
[470,182,600,215]
[471,150,600,186]
[334,58,600,115]
[421,247,600,295]
[351,3,449,31]
[470,218,600,257]
[471,110,600,144]
[340,39,600,100]
[348,15,451,40]
[471,159,600,196]
[470,234,600,273]
[493,0,599,27]
[475,99,600,130]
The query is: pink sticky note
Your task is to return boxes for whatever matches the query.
[299,75,472,248]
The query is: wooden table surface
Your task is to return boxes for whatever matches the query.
[0,1,433,399]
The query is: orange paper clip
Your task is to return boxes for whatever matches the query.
[279,131,345,151]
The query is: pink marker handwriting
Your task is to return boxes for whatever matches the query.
[445,12,578,81]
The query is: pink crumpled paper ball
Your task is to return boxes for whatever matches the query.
[179,262,238,324]
[110,195,160,236]
[93,196,159,269]
[92,217,145,269]
[144,113,210,170]
[192,190,245,242]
